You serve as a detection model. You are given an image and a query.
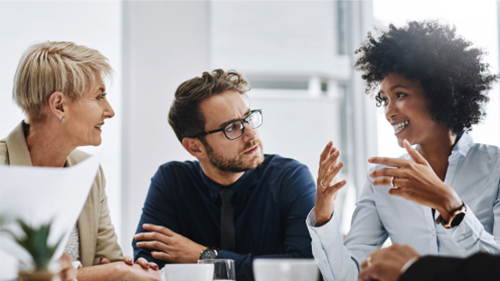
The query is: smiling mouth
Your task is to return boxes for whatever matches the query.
[392,120,409,134]
[95,124,104,131]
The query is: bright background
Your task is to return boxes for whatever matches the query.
[0,0,498,258]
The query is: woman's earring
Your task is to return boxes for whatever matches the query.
[61,116,65,124]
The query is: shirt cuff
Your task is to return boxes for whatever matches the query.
[72,261,82,269]
[442,203,487,251]
[400,256,419,275]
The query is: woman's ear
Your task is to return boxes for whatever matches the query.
[182,137,206,159]
[47,91,67,122]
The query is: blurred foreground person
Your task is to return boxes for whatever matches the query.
[308,21,500,281]
[0,41,159,281]
[359,244,500,281]
[133,69,316,281]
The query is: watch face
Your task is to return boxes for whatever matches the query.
[201,248,218,259]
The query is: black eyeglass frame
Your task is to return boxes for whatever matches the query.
[192,109,263,140]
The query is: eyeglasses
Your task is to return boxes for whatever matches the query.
[193,109,263,140]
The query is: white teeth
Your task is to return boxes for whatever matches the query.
[392,120,409,130]
[95,125,102,128]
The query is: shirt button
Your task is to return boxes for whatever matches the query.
[459,234,465,240]
[432,230,436,236]
[326,232,332,237]
[323,261,327,265]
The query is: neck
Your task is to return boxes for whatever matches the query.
[25,121,77,167]
[199,161,245,186]
[416,130,458,180]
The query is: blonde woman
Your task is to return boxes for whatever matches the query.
[0,41,159,281]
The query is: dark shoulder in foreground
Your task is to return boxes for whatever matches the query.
[258,154,309,172]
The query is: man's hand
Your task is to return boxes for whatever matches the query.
[359,244,420,281]
[135,223,206,263]
[368,139,462,221]
[314,141,346,226]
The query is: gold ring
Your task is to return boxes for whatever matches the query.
[366,255,372,267]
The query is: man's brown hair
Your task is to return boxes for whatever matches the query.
[168,69,251,143]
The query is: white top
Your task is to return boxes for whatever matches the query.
[307,133,500,281]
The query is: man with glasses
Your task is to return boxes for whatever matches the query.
[132,69,316,281]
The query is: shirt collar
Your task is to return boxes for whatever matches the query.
[198,164,254,203]
[451,132,474,158]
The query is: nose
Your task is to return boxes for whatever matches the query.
[384,99,397,122]
[242,122,258,142]
[104,99,115,119]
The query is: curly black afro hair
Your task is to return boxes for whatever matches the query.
[354,20,498,134]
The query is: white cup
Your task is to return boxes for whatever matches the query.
[160,264,214,281]
[253,259,319,281]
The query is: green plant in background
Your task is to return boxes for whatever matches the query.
[0,218,62,272]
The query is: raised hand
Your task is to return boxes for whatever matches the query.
[314,141,346,226]
[368,139,462,221]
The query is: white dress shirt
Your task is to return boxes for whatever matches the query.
[307,133,500,281]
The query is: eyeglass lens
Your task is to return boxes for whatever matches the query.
[224,111,262,139]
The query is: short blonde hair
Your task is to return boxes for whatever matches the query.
[13,41,113,122]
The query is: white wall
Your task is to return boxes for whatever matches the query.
[121,1,209,256]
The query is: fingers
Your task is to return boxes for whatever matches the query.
[135,230,170,244]
[136,240,171,253]
[371,176,408,188]
[142,223,175,236]
[100,257,111,264]
[319,148,340,180]
[324,180,347,198]
[319,141,334,164]
[321,162,344,187]
[122,256,133,265]
[149,262,159,271]
[369,167,405,178]
[368,157,410,168]
[403,139,428,165]
[151,251,174,263]
[136,257,150,269]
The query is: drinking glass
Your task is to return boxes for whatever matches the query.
[198,259,236,281]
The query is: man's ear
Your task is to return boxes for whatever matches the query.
[182,137,206,158]
[47,91,67,121]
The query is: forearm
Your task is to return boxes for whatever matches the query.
[76,263,128,281]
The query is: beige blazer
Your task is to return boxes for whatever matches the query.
[0,121,123,267]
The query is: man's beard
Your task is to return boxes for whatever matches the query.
[204,141,264,173]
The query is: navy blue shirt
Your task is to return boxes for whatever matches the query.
[133,154,316,281]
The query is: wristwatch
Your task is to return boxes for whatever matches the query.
[200,247,220,260]
[436,202,467,228]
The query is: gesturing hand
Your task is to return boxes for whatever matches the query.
[134,224,206,264]
[368,139,462,221]
[358,244,420,281]
[100,256,159,271]
[314,141,346,227]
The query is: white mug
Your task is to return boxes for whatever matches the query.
[253,259,319,281]
[160,264,214,281]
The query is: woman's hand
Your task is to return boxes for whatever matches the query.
[368,139,462,221]
[59,253,77,281]
[314,141,346,226]
[100,256,159,271]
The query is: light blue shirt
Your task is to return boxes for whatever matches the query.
[307,133,500,281]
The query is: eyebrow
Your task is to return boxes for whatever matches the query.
[379,84,409,95]
[218,109,252,128]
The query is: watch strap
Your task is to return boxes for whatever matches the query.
[434,202,467,229]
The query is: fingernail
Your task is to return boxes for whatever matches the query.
[99,258,103,262]
[368,158,373,163]
[334,150,339,156]
[128,257,132,262]
[143,223,150,228]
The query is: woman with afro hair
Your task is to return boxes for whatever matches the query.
[306,20,500,281]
